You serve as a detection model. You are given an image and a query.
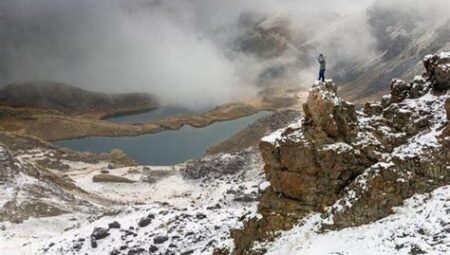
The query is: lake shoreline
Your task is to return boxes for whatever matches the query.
[0,86,307,142]
[55,111,272,165]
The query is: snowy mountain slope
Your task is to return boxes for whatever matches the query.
[1,150,267,255]
[260,185,450,255]
[0,145,100,224]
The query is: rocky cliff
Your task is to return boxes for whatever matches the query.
[230,52,449,254]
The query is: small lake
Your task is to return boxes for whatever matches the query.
[106,106,195,123]
[55,111,271,165]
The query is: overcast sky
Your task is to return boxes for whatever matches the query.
[0,0,448,108]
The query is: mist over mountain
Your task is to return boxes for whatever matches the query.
[0,0,448,108]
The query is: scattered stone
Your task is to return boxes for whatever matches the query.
[91,227,110,240]
[124,229,136,237]
[73,242,82,251]
[128,247,146,255]
[153,236,169,244]
[164,250,175,255]
[196,213,207,220]
[138,216,152,227]
[149,245,158,253]
[108,221,121,229]
[110,249,120,255]
[410,244,426,255]
[233,195,257,202]
[90,237,98,248]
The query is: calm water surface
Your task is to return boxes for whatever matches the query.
[55,111,270,165]
[106,106,195,123]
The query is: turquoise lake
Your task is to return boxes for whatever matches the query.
[55,111,270,165]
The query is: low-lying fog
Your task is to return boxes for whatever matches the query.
[1,0,449,109]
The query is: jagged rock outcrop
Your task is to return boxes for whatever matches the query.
[303,81,358,142]
[260,81,372,210]
[231,52,449,254]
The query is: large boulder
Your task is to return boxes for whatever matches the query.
[91,227,110,240]
[423,52,450,90]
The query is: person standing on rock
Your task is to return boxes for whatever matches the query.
[318,53,326,82]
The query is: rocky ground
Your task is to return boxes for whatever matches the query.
[0,143,268,255]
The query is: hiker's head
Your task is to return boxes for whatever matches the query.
[319,53,323,57]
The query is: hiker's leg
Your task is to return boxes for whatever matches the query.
[319,70,325,82]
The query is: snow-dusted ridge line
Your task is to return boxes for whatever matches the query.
[258,185,450,255]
